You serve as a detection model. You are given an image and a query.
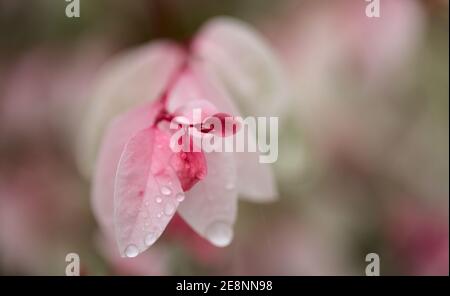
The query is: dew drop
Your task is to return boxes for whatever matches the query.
[157,212,162,218]
[144,232,157,246]
[155,196,162,203]
[164,203,175,216]
[180,152,187,160]
[124,244,139,258]
[176,193,185,202]
[160,186,172,196]
[205,222,233,247]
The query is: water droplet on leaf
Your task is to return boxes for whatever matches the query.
[176,193,185,202]
[205,222,233,247]
[160,186,172,196]
[124,244,139,258]
[144,232,157,246]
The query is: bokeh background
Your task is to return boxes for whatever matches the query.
[0,0,448,275]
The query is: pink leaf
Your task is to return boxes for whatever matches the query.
[114,127,184,257]
[170,149,207,191]
[178,151,237,247]
[92,101,163,238]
